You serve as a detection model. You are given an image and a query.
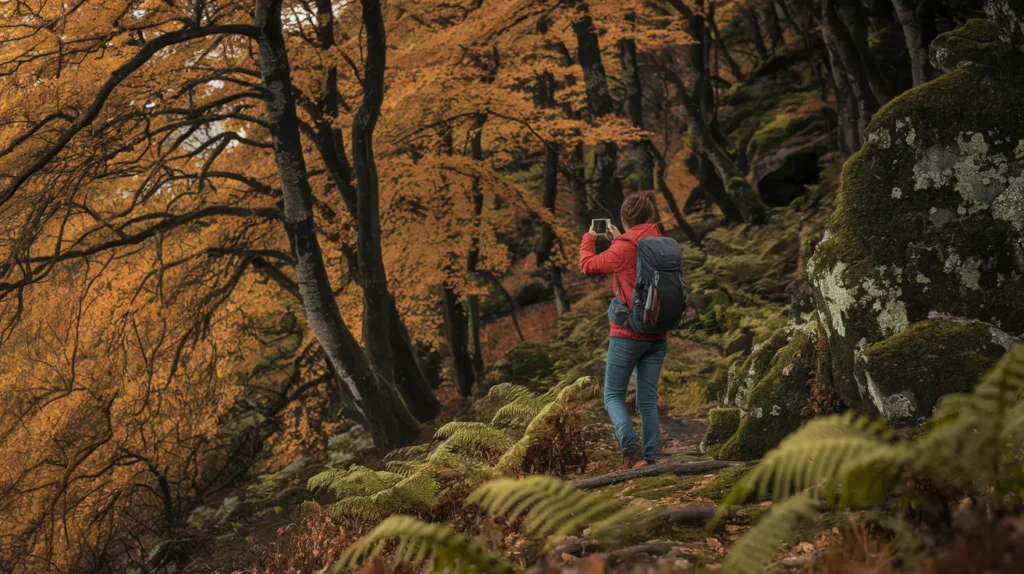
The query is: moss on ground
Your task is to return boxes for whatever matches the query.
[694,463,754,502]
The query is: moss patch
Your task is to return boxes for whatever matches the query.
[701,408,741,455]
[857,318,1009,425]
[694,463,754,503]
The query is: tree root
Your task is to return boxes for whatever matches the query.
[573,460,743,489]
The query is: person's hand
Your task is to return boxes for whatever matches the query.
[586,221,598,238]
[607,223,621,239]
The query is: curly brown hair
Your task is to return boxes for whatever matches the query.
[620,191,659,228]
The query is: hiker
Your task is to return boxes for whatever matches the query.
[579,192,688,471]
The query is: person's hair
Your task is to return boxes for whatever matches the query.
[620,191,659,228]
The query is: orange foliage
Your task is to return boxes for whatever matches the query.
[0,0,722,569]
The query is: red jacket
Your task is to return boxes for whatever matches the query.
[579,223,667,341]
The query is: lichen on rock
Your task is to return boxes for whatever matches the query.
[713,323,816,461]
[807,12,1024,422]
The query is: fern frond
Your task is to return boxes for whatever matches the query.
[469,476,655,540]
[718,412,892,518]
[491,396,546,426]
[334,515,517,574]
[914,347,1024,481]
[332,473,439,520]
[543,376,599,403]
[307,468,348,492]
[721,494,820,574]
[312,465,406,499]
[433,422,513,456]
[488,383,535,404]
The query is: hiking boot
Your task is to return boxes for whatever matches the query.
[617,453,643,471]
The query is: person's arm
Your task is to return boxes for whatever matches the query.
[580,232,631,276]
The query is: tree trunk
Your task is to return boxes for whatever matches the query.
[667,0,761,223]
[571,2,624,227]
[836,0,891,104]
[535,72,571,316]
[466,115,486,382]
[569,143,589,234]
[352,0,394,383]
[892,0,936,87]
[255,0,418,451]
[442,287,476,396]
[708,10,744,81]
[744,11,771,59]
[618,37,655,192]
[821,0,880,154]
[765,4,786,51]
[387,301,440,422]
[652,149,702,247]
[312,0,438,423]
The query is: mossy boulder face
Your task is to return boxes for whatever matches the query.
[748,112,833,207]
[856,318,1011,425]
[807,16,1024,422]
[700,407,741,455]
[714,324,816,460]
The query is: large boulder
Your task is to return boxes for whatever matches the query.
[807,12,1024,423]
[748,112,833,207]
[856,318,1010,425]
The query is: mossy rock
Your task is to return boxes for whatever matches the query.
[716,325,816,461]
[856,318,1011,426]
[930,19,1013,72]
[726,326,793,406]
[485,341,557,388]
[701,407,741,455]
[807,16,1024,420]
[983,0,1024,48]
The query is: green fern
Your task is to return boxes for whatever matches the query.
[721,345,1024,570]
[469,475,656,542]
[494,377,599,475]
[487,382,534,403]
[308,465,439,520]
[334,515,516,574]
[720,495,820,574]
[490,395,546,426]
[434,421,514,455]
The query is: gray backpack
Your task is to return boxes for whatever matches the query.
[607,236,689,334]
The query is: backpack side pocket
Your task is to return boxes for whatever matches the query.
[607,297,630,327]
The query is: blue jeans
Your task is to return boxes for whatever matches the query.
[604,336,668,462]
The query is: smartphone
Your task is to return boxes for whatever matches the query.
[592,218,610,236]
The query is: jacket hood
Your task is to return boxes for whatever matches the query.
[618,222,661,242]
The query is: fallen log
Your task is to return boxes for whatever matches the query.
[656,506,718,525]
[574,460,743,489]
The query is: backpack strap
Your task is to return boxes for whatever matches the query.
[611,234,637,299]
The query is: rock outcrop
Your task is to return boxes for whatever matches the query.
[705,323,815,460]
[807,6,1024,425]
